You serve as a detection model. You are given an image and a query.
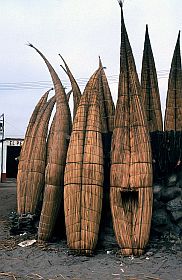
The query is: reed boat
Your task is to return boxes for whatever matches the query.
[17,94,55,214]
[97,57,116,240]
[64,68,104,254]
[27,44,72,241]
[98,57,115,133]
[110,2,153,256]
[18,88,52,172]
[59,54,82,119]
[164,32,182,131]
[141,25,163,132]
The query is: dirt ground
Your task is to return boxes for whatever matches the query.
[0,182,181,280]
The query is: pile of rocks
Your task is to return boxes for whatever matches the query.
[152,172,182,236]
[9,212,38,235]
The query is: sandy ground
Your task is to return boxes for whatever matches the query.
[0,182,181,280]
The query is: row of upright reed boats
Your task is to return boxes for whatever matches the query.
[16,2,182,255]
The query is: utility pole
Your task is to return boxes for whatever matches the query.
[0,114,4,182]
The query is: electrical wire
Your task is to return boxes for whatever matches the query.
[0,71,169,91]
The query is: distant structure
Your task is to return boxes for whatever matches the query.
[0,138,23,182]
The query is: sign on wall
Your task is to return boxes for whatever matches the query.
[8,140,23,146]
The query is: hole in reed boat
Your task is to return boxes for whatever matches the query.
[121,190,139,217]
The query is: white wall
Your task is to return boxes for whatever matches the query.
[0,138,23,181]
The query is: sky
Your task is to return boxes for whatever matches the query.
[0,0,181,138]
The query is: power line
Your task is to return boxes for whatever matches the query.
[0,71,169,91]
[4,120,25,135]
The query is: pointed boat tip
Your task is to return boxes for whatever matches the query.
[98,57,107,70]
[117,0,124,21]
[27,42,34,48]
[175,31,181,46]
[58,53,63,60]
[99,56,102,67]
[145,24,150,39]
[47,87,54,96]
[118,0,125,28]
[58,54,68,69]
[177,30,180,40]
[117,0,123,8]
[60,64,67,73]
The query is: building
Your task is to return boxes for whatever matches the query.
[0,138,23,182]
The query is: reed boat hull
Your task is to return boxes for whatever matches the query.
[64,182,103,254]
[64,70,104,254]
[110,2,153,255]
[110,185,153,255]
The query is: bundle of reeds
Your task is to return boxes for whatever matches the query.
[38,106,70,241]
[59,55,82,119]
[98,57,115,133]
[64,68,104,255]
[66,89,73,101]
[18,88,52,168]
[110,2,153,256]
[27,45,72,242]
[164,32,182,131]
[141,25,163,132]
[17,94,56,214]
[97,58,115,241]
[45,89,72,157]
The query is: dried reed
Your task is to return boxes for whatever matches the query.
[66,89,72,101]
[164,32,182,131]
[141,25,163,132]
[59,54,82,119]
[18,88,52,167]
[17,95,56,214]
[64,68,104,254]
[110,4,153,256]
[27,45,72,241]
[98,57,115,133]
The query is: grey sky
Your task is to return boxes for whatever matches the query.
[0,0,181,137]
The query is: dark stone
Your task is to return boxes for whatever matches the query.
[161,187,181,202]
[146,251,154,257]
[153,199,165,209]
[170,210,182,222]
[152,224,170,234]
[176,170,182,187]
[166,174,177,187]
[153,184,163,200]
[167,224,181,236]
[167,196,182,222]
[9,212,38,235]
[152,208,169,226]
[166,196,182,212]
[177,177,182,188]
[177,218,182,229]
[100,234,117,247]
